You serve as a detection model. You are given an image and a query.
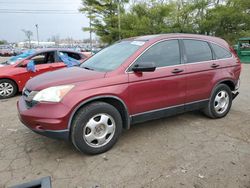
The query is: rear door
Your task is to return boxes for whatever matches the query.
[182,39,221,106]
[128,39,186,123]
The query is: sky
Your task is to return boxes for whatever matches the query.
[0,0,91,42]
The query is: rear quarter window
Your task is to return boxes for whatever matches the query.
[210,43,232,59]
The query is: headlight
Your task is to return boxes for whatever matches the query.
[33,85,74,102]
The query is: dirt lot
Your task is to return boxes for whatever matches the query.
[0,57,250,188]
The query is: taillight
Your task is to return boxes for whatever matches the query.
[230,47,241,64]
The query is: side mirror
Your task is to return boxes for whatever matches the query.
[26,60,36,72]
[132,62,156,72]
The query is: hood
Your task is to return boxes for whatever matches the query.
[26,67,106,91]
[0,63,15,74]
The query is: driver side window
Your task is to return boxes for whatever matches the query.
[31,53,46,65]
[31,52,55,65]
[134,40,181,68]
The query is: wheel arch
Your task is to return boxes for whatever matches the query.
[217,79,236,91]
[68,95,131,132]
[210,79,236,98]
[0,77,19,91]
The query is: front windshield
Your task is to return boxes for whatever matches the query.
[6,49,36,65]
[80,40,145,72]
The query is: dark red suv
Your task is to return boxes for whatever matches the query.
[17,34,241,154]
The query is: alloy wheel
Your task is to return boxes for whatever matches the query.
[0,82,14,97]
[214,90,229,114]
[83,113,116,148]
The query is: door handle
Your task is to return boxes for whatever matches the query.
[211,63,220,68]
[172,68,184,74]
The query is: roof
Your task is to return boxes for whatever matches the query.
[35,48,81,54]
[125,33,229,48]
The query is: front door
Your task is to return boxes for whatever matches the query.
[15,51,56,90]
[128,39,186,123]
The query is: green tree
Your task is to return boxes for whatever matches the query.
[201,0,250,43]
[120,1,175,38]
[80,0,128,44]
[80,0,250,44]
[0,40,7,45]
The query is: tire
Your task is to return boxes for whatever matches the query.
[203,84,232,119]
[0,79,17,99]
[71,102,123,155]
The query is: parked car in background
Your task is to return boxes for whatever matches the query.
[18,34,241,154]
[0,48,87,99]
[0,45,15,56]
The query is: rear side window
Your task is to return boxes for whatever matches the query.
[135,40,181,68]
[183,40,212,63]
[211,43,232,59]
[60,52,82,60]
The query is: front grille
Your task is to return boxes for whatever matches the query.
[22,88,38,108]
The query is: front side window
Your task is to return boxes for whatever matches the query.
[31,52,55,65]
[134,40,181,68]
[81,41,144,72]
[183,40,212,63]
[31,53,46,65]
[211,43,232,59]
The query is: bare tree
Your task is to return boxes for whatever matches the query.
[22,29,33,49]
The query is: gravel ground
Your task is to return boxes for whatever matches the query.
[0,56,250,188]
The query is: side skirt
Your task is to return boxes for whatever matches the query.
[131,99,209,124]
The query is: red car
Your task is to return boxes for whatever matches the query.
[18,34,241,154]
[0,49,87,99]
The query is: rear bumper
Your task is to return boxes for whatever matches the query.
[17,96,71,141]
[232,91,239,100]
[232,79,240,100]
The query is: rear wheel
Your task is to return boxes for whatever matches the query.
[71,102,123,155]
[0,79,17,99]
[203,84,232,118]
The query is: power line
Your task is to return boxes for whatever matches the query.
[0,11,80,14]
[0,2,81,4]
[0,9,78,11]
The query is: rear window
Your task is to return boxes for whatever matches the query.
[183,40,213,63]
[211,43,232,59]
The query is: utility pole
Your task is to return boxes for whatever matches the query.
[117,0,121,40]
[35,24,39,46]
[89,14,93,53]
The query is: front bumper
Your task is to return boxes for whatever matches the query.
[17,96,71,140]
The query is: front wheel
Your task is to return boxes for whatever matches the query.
[71,102,123,155]
[0,79,17,99]
[203,84,232,119]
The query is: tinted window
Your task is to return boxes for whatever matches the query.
[135,40,181,67]
[183,40,212,63]
[211,43,232,59]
